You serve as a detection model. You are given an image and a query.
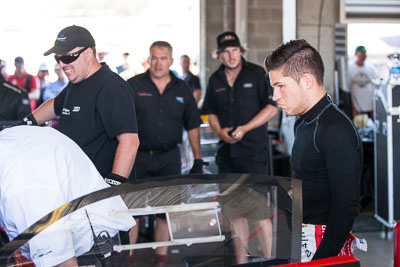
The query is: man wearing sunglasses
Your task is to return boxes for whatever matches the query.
[23,25,139,185]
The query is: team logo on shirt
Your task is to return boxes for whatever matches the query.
[62,108,70,116]
[243,83,253,88]
[32,248,53,259]
[215,88,226,93]
[73,106,80,112]
[137,92,152,97]
[176,97,184,103]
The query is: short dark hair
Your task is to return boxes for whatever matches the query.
[150,41,173,57]
[264,39,324,86]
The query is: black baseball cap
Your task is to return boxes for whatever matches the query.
[217,31,241,52]
[44,25,96,56]
[15,57,24,66]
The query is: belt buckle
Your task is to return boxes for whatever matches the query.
[149,150,157,156]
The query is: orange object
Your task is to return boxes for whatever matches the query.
[201,114,208,123]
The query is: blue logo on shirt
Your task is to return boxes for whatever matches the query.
[176,97,184,103]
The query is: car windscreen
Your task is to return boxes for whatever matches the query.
[0,173,302,266]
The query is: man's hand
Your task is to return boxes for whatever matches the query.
[189,159,208,174]
[231,125,247,141]
[104,173,128,186]
[217,127,239,144]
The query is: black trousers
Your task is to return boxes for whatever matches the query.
[216,145,268,174]
[135,147,181,179]
[133,147,181,229]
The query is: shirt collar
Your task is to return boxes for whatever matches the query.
[143,70,179,90]
[299,94,332,124]
[217,56,248,76]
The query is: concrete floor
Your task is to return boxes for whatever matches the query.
[351,201,395,267]
[353,230,394,267]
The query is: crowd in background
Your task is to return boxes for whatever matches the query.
[0,52,200,114]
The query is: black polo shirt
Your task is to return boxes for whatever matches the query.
[183,71,201,93]
[54,63,138,179]
[127,70,202,151]
[0,76,31,121]
[202,58,275,157]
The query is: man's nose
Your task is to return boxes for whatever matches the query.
[272,88,280,101]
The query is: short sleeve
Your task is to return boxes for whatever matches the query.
[183,85,202,131]
[201,78,217,115]
[96,80,138,138]
[191,76,201,90]
[260,72,276,107]
[54,87,68,116]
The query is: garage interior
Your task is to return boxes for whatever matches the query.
[1,0,400,266]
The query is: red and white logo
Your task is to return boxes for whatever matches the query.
[221,35,235,42]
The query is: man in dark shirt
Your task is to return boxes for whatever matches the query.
[202,31,277,264]
[265,39,362,260]
[25,25,139,184]
[180,55,201,103]
[0,63,31,126]
[127,41,204,262]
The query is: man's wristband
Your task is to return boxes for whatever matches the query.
[21,113,38,126]
[104,173,128,186]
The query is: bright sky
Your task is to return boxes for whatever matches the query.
[1,2,399,81]
[347,23,400,56]
[347,23,400,79]
[0,0,200,79]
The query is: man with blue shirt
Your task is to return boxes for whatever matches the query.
[43,64,68,102]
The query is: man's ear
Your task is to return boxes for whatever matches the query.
[87,48,95,61]
[300,73,314,90]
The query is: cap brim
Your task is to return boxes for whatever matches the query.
[43,45,74,56]
[218,41,241,52]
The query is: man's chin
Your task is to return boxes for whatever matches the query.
[283,109,295,117]
[226,63,240,70]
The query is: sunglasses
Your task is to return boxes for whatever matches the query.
[54,47,89,64]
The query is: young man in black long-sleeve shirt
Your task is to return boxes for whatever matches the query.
[265,39,362,260]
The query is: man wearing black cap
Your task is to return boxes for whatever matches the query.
[7,56,41,111]
[202,31,277,263]
[203,31,277,177]
[26,25,139,185]
[0,61,31,127]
